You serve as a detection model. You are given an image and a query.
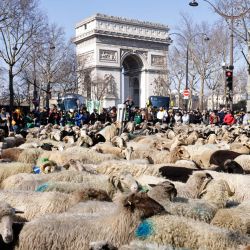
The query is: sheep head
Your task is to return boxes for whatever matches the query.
[223,159,245,174]
[0,202,23,244]
[109,172,139,193]
[148,181,177,202]
[123,192,165,219]
[187,172,213,198]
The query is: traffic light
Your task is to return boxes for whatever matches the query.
[225,70,233,91]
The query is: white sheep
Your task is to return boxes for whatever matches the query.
[147,179,233,223]
[15,192,165,250]
[134,215,250,250]
[0,190,97,221]
[38,146,118,165]
[171,172,214,199]
[234,154,250,171]
[66,201,117,216]
[211,200,250,234]
[35,171,139,198]
[0,162,33,185]
[199,170,250,202]
[96,160,161,177]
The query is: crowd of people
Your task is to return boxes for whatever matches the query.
[1,101,250,137]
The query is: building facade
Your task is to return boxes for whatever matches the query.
[74,13,171,108]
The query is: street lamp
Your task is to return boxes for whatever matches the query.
[189,0,250,111]
[169,32,210,110]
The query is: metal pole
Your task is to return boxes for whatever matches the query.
[185,43,189,111]
[229,18,234,111]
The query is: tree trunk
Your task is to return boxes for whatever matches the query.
[199,75,205,111]
[9,66,14,126]
[211,91,214,110]
[46,81,51,109]
[177,80,181,108]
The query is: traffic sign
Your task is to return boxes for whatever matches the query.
[183,89,190,97]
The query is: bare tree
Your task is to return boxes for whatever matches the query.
[0,0,44,118]
[168,47,186,108]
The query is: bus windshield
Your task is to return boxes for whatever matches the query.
[148,96,170,109]
[64,98,78,111]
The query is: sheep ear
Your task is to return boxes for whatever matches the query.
[205,173,213,180]
[148,184,156,188]
[109,175,120,188]
[14,208,24,214]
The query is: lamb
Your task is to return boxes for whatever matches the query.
[35,171,139,198]
[0,163,33,185]
[15,192,165,250]
[134,214,250,250]
[211,200,250,234]
[0,190,100,221]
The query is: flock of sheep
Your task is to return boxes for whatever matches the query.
[0,120,249,250]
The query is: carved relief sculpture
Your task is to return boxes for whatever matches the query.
[151,55,166,66]
[99,49,118,62]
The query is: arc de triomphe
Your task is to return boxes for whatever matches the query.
[74,13,171,108]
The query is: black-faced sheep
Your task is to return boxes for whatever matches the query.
[15,192,165,250]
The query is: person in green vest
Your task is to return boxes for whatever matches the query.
[133,107,142,125]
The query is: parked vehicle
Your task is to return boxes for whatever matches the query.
[147,96,170,110]
[57,94,85,111]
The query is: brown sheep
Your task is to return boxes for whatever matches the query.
[0,148,24,161]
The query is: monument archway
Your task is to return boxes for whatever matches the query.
[122,53,143,106]
[74,13,171,108]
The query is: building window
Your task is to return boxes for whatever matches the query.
[84,24,87,30]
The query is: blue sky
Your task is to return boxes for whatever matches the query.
[40,0,220,40]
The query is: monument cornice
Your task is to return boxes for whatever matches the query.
[76,13,169,31]
[74,29,171,45]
